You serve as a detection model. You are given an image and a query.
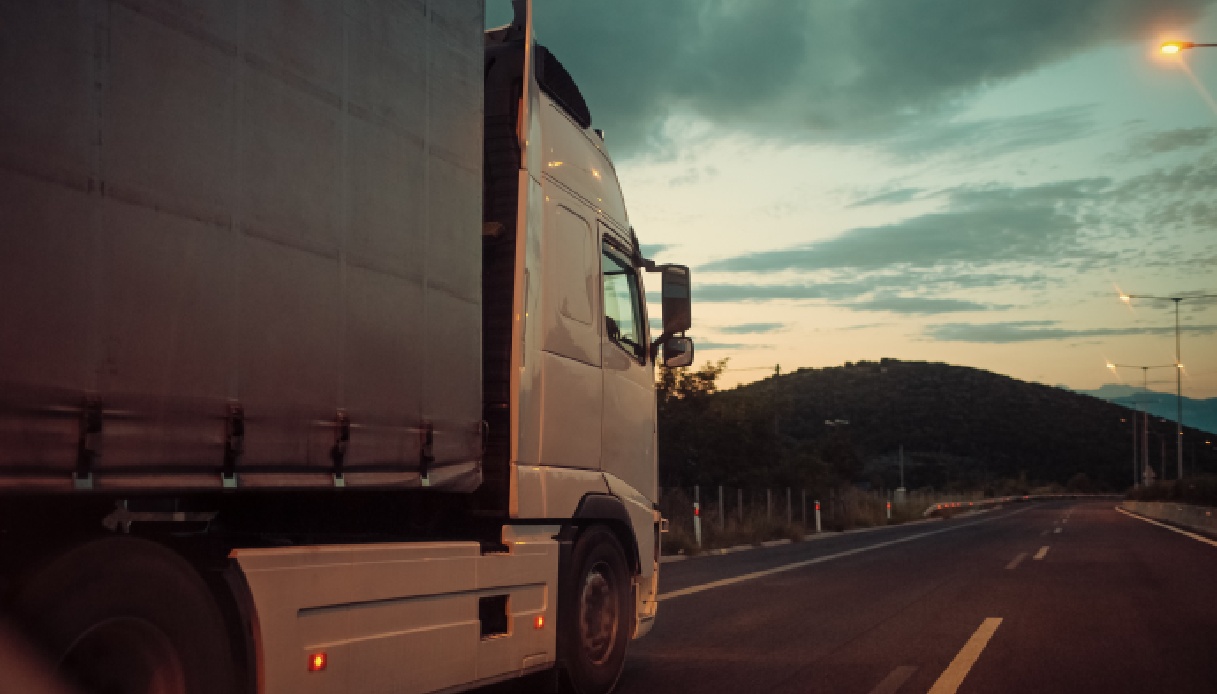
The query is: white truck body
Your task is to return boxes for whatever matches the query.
[0,2,690,693]
[0,1,484,492]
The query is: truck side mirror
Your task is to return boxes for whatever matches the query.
[661,337,694,368]
[661,265,691,335]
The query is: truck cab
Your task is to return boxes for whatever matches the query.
[481,17,695,648]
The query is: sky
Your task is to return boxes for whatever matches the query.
[491,1,1217,398]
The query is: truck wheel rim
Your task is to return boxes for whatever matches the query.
[61,617,187,694]
[579,561,619,666]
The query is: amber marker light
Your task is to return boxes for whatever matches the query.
[308,653,328,672]
[534,615,546,630]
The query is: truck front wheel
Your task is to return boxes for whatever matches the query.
[12,536,239,694]
[560,526,631,694]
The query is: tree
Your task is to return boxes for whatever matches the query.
[656,359,728,487]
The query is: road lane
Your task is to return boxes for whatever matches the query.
[963,502,1217,694]
[478,501,1217,694]
[616,504,1048,693]
[615,501,1217,694]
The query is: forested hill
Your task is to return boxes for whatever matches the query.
[656,358,1217,493]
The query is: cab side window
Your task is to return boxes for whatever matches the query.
[602,244,646,363]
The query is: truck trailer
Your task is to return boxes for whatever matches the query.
[0,2,694,693]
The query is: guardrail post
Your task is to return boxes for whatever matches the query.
[786,487,792,525]
[802,489,807,524]
[693,485,702,549]
[737,488,744,523]
[886,500,892,521]
[814,500,822,533]
[718,485,725,531]
[767,489,772,521]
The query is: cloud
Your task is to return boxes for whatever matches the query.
[640,243,673,257]
[511,0,1217,156]
[695,282,860,303]
[701,178,1113,274]
[696,341,771,351]
[718,323,786,335]
[694,269,1050,305]
[1125,127,1217,158]
[924,321,1217,343]
[848,187,925,208]
[844,295,995,315]
[883,107,1096,160]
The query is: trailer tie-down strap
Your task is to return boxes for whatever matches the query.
[223,403,244,488]
[420,420,435,486]
[331,411,351,487]
[75,398,103,490]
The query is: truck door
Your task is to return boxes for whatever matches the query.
[537,205,602,470]
[600,235,656,500]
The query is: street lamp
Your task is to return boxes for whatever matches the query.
[1107,362,1176,486]
[1161,41,1217,54]
[1118,291,1217,480]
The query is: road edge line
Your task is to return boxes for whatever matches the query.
[659,508,1027,601]
[1115,506,1217,548]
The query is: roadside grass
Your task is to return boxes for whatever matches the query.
[659,487,939,556]
[1127,475,1217,507]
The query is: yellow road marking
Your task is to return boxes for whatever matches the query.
[927,618,1003,694]
[1005,552,1027,570]
[866,665,918,694]
[1033,545,1049,560]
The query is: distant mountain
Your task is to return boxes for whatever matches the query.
[657,359,1217,493]
[1077,384,1217,436]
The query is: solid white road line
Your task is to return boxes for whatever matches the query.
[866,665,918,694]
[1005,552,1027,570]
[1116,507,1217,548]
[1053,527,1062,534]
[658,509,1028,601]
[1033,545,1049,560]
[926,618,1003,694]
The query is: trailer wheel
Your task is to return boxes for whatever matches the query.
[560,526,631,694]
[12,536,239,694]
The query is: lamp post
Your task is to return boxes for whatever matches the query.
[1161,41,1217,54]
[1119,292,1217,480]
[1107,362,1176,485]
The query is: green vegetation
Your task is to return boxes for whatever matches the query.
[656,358,1217,496]
[1127,475,1217,507]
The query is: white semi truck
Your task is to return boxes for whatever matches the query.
[0,2,694,693]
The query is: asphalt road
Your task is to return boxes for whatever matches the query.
[608,501,1217,694]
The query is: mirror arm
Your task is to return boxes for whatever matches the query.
[649,332,668,361]
[650,330,686,362]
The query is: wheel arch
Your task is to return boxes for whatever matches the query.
[568,493,640,576]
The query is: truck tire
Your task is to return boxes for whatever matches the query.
[11,536,239,694]
[560,526,631,694]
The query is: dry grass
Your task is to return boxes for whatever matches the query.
[658,487,960,555]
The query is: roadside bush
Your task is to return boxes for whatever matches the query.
[1127,475,1217,507]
